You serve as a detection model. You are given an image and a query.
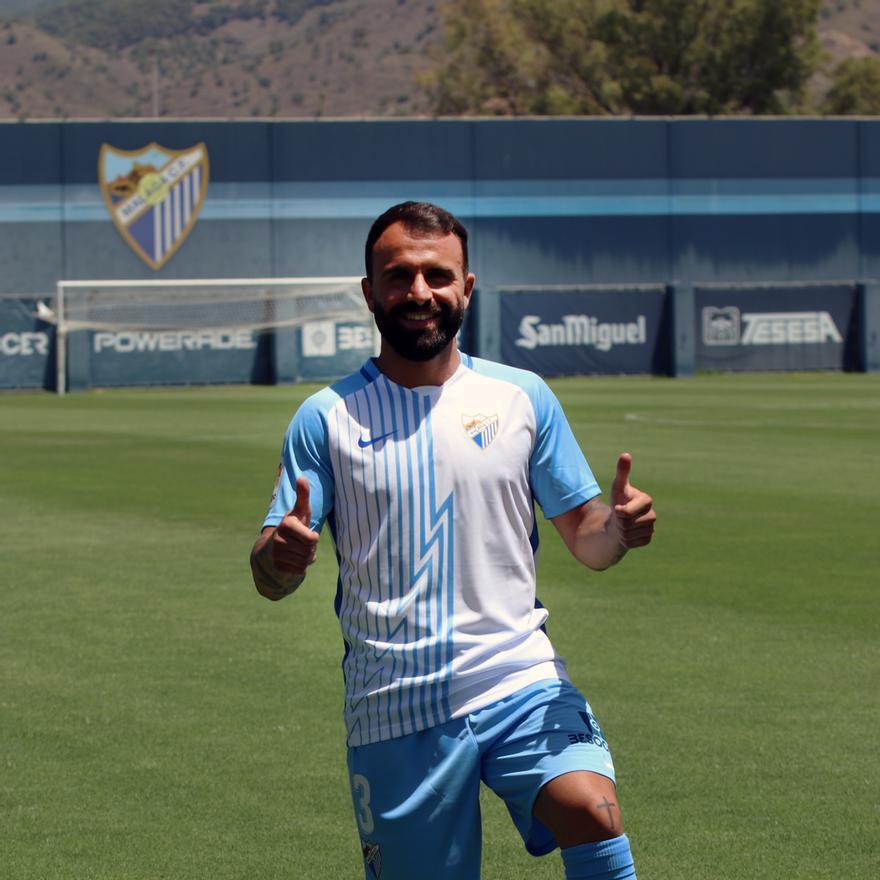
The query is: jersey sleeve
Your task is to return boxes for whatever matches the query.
[262,395,335,532]
[528,379,600,519]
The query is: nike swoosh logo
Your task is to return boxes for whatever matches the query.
[358,430,396,448]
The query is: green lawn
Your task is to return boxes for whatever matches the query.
[1,373,878,879]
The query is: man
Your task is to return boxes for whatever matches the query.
[250,202,656,879]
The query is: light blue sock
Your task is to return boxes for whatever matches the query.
[561,833,637,880]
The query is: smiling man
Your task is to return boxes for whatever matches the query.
[364,215,472,371]
[250,201,656,880]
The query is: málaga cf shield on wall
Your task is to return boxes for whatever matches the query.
[99,142,209,270]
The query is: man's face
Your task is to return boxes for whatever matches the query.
[362,222,475,362]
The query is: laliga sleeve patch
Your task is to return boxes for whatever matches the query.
[269,462,283,506]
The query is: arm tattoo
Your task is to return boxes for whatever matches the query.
[251,546,302,597]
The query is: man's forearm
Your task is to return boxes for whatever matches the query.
[572,509,628,571]
[554,499,628,572]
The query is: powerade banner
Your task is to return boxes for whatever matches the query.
[67,327,269,389]
[65,317,375,389]
[0,297,54,389]
[695,285,857,372]
[499,288,666,376]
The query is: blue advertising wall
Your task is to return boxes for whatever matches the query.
[1,118,878,388]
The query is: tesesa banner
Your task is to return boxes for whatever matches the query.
[696,285,856,371]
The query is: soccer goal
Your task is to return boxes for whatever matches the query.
[44,277,369,394]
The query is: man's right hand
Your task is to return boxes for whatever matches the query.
[271,476,320,575]
[251,476,319,600]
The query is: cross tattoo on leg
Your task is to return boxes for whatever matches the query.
[596,795,617,831]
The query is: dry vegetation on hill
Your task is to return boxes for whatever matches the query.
[0,0,440,119]
[820,0,880,61]
[0,0,877,120]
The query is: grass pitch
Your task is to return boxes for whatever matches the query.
[1,373,878,879]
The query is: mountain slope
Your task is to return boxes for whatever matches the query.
[0,0,877,120]
[0,0,440,119]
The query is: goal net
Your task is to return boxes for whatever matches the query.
[44,277,370,394]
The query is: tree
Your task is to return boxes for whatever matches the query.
[596,0,822,114]
[822,56,880,115]
[421,0,823,116]
[419,0,614,115]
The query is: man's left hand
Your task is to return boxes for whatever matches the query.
[610,452,656,549]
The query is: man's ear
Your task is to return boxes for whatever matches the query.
[463,272,476,309]
[361,276,375,313]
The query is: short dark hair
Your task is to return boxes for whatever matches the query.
[364,201,469,280]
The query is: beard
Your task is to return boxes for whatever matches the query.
[372,297,465,362]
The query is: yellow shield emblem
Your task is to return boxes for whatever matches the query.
[98,142,209,270]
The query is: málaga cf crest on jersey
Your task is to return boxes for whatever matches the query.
[99,142,209,270]
[462,412,499,449]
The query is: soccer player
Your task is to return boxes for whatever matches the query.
[250,202,656,880]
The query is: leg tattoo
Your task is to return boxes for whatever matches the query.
[596,795,617,832]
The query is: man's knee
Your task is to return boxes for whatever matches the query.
[533,771,623,848]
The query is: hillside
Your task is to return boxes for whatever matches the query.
[0,0,441,119]
[820,0,880,63]
[0,0,878,120]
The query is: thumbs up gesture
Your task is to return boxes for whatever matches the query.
[271,476,320,575]
[610,453,656,550]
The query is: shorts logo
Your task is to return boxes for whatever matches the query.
[567,709,610,751]
[361,839,382,878]
[461,412,499,449]
[99,142,209,270]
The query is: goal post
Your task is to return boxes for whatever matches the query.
[47,277,371,394]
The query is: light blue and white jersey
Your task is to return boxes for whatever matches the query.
[264,352,600,747]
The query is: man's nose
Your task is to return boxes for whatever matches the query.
[407,272,432,302]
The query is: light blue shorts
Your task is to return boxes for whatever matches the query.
[347,678,616,880]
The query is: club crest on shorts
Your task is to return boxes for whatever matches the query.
[462,412,499,449]
[361,839,382,878]
[99,142,209,270]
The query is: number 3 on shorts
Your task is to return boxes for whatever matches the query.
[351,773,375,834]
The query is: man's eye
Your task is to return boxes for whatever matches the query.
[426,270,454,285]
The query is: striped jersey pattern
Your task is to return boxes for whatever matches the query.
[264,352,600,746]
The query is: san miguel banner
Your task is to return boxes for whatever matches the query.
[99,142,209,270]
[695,285,857,372]
[499,288,666,376]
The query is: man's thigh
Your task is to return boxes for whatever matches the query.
[476,679,617,856]
[347,720,482,880]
